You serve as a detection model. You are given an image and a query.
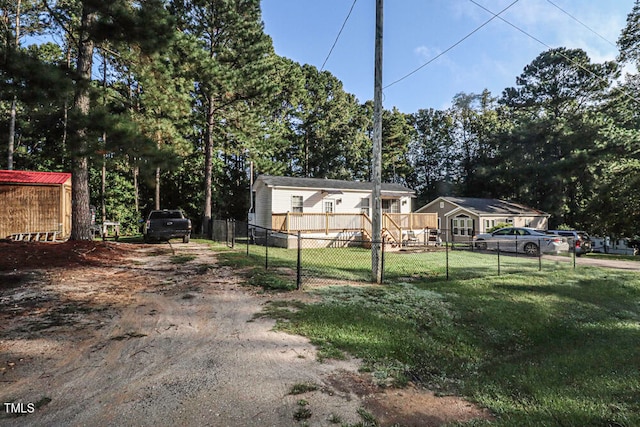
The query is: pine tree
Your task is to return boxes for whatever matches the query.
[170,0,275,232]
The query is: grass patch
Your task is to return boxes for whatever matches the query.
[247,270,296,292]
[289,382,319,395]
[170,254,196,264]
[293,400,312,421]
[259,266,640,426]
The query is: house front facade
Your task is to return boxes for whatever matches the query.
[253,175,415,231]
[251,175,440,248]
[415,196,550,242]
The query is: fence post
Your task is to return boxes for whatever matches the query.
[445,233,449,281]
[246,222,250,256]
[381,238,386,284]
[497,241,501,275]
[538,238,542,271]
[231,220,236,249]
[265,230,269,270]
[297,231,302,290]
[573,238,576,269]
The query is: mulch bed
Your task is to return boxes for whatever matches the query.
[0,241,137,272]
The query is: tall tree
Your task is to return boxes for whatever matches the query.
[618,0,640,67]
[292,64,364,179]
[381,107,413,184]
[42,0,175,240]
[409,108,457,205]
[497,48,617,226]
[1,0,44,169]
[171,0,275,233]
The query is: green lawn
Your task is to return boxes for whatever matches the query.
[217,243,640,426]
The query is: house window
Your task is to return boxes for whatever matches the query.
[382,199,400,214]
[291,195,303,213]
[360,197,370,216]
[324,200,334,213]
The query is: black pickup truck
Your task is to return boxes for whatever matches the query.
[143,209,192,243]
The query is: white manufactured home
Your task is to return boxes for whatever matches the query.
[251,175,436,248]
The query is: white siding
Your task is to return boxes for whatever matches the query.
[271,188,375,214]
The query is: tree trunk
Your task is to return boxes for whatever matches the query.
[155,165,161,210]
[101,152,106,224]
[155,133,161,210]
[70,5,96,241]
[133,163,140,215]
[8,97,15,170]
[202,95,215,236]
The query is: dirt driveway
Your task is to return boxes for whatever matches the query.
[543,254,640,271]
[0,241,491,426]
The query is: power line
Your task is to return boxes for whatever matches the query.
[384,0,520,90]
[320,0,358,71]
[469,0,640,104]
[545,0,617,48]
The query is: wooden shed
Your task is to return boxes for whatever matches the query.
[0,170,72,241]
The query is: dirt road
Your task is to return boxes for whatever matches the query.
[0,241,491,426]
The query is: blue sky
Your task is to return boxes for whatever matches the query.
[261,0,635,113]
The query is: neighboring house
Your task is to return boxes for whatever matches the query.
[0,170,72,241]
[415,196,550,242]
[252,175,435,247]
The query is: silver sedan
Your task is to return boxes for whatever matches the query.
[474,227,569,256]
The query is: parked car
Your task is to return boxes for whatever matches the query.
[545,230,591,256]
[144,209,192,243]
[474,227,569,256]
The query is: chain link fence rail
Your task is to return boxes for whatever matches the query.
[209,222,579,288]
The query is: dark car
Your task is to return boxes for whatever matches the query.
[546,230,592,256]
[144,209,192,243]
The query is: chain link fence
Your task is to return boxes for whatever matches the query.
[210,220,579,288]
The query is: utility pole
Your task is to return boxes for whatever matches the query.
[371,0,383,283]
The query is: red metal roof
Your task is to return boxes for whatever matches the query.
[0,170,71,185]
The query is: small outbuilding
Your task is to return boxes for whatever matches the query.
[0,170,72,241]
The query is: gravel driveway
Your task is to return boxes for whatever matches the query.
[0,241,492,426]
[1,242,365,426]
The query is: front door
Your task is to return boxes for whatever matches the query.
[452,215,474,239]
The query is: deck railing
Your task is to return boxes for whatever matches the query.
[271,212,437,243]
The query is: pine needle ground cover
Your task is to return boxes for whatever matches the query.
[232,243,640,426]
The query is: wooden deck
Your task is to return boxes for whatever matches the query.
[271,212,438,245]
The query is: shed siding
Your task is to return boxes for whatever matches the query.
[0,184,62,238]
